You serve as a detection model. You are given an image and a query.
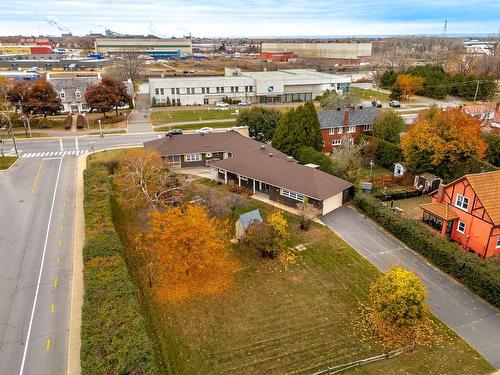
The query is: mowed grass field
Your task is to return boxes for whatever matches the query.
[155,121,236,132]
[151,108,239,125]
[121,181,492,375]
[0,156,18,169]
[350,87,390,102]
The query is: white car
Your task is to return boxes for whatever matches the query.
[215,102,229,107]
[238,100,250,106]
[196,127,213,134]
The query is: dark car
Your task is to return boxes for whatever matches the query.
[371,100,382,108]
[166,129,183,136]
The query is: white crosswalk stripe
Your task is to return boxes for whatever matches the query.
[17,150,88,158]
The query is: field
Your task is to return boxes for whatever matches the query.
[151,108,239,125]
[350,87,390,102]
[0,156,18,170]
[155,121,236,132]
[107,174,492,375]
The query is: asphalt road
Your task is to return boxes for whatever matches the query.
[322,206,500,369]
[0,156,77,375]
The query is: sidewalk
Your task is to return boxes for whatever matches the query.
[127,94,153,134]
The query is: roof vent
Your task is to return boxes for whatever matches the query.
[260,145,265,150]
[287,156,294,162]
[269,153,273,157]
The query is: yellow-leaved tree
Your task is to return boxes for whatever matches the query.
[396,74,424,100]
[141,204,238,302]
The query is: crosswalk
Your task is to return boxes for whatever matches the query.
[21,150,88,158]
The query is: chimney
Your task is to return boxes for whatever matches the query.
[343,110,349,127]
[436,184,444,203]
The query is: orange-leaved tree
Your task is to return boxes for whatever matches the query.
[400,107,487,174]
[141,204,238,302]
[396,74,424,100]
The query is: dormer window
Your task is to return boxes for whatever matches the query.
[60,91,65,99]
[75,90,81,99]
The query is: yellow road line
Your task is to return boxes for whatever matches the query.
[46,338,51,351]
[57,256,60,264]
[58,240,62,247]
[51,304,54,313]
[60,224,64,231]
[31,159,44,193]
[54,277,58,287]
[61,213,65,219]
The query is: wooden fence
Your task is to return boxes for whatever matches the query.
[310,345,414,375]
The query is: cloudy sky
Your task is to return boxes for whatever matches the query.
[1,0,498,37]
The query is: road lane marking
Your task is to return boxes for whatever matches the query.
[19,157,63,375]
[57,256,60,264]
[59,138,63,151]
[51,304,54,313]
[75,138,79,151]
[58,239,62,247]
[46,339,51,351]
[54,277,58,287]
[60,224,64,231]
[31,159,44,193]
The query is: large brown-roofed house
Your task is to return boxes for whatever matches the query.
[420,170,500,258]
[144,131,353,215]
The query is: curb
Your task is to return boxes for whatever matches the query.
[67,153,86,375]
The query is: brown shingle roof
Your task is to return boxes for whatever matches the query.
[144,131,288,159]
[420,202,459,220]
[466,170,500,226]
[213,153,352,201]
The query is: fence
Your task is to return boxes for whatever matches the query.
[376,189,422,202]
[310,346,414,375]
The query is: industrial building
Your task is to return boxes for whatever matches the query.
[0,54,111,70]
[0,43,52,55]
[261,42,372,63]
[148,68,350,106]
[94,37,192,57]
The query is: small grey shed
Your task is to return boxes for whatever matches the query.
[235,209,263,239]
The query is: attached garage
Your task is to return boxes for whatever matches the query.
[321,192,343,215]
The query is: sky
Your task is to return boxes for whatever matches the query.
[0,0,499,38]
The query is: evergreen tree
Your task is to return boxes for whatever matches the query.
[389,83,403,101]
[302,101,323,151]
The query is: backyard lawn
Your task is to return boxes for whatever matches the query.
[109,176,492,375]
[351,87,389,102]
[151,108,239,125]
[0,156,18,170]
[392,195,432,220]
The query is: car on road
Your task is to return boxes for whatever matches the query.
[215,102,229,107]
[238,100,250,106]
[371,100,382,108]
[166,128,183,136]
[389,100,401,108]
[196,127,213,134]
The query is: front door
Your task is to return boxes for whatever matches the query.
[70,104,79,113]
[445,220,454,239]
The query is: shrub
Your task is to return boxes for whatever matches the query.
[296,199,320,230]
[243,210,289,258]
[76,114,86,129]
[296,146,335,175]
[64,114,72,130]
[353,192,500,308]
[370,267,428,327]
[227,180,248,195]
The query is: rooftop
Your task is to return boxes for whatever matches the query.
[238,209,263,230]
[213,152,352,201]
[420,202,459,221]
[318,107,380,128]
[465,170,500,226]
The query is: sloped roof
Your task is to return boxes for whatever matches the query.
[238,209,262,230]
[144,131,289,160]
[318,107,380,129]
[49,76,100,104]
[213,152,352,201]
[420,202,459,220]
[466,170,500,226]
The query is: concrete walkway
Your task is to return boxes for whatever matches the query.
[127,94,153,134]
[321,205,500,369]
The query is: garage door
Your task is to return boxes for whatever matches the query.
[322,192,343,215]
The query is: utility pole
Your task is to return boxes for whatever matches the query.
[473,81,480,104]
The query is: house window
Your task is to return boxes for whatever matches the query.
[171,88,175,95]
[249,86,253,92]
[457,221,466,234]
[75,91,81,99]
[155,88,159,95]
[348,125,356,133]
[281,189,305,202]
[176,88,180,94]
[60,91,65,99]
[328,128,334,135]
[216,87,220,93]
[337,127,343,134]
[235,86,239,92]
[206,87,210,94]
[186,153,201,162]
[202,87,205,94]
[455,194,469,211]
[231,86,234,93]
[332,139,342,146]
[363,124,371,131]
[496,235,500,248]
[221,87,225,93]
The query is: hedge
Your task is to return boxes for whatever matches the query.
[81,165,158,374]
[76,114,86,129]
[64,114,73,130]
[353,192,500,308]
[296,146,335,174]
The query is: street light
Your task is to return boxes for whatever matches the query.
[0,111,18,157]
[98,119,103,138]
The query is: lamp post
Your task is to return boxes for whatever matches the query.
[98,119,103,138]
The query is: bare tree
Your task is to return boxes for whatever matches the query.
[111,51,145,82]
[296,200,320,230]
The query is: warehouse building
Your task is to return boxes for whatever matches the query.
[148,68,350,106]
[95,37,192,57]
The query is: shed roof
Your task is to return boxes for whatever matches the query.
[238,209,262,230]
[420,202,459,220]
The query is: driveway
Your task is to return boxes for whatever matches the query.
[322,205,500,369]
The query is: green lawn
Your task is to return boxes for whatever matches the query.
[155,120,237,132]
[108,176,492,375]
[351,87,389,102]
[151,108,239,125]
[0,156,18,170]
[361,165,394,179]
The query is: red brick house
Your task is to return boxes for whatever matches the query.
[420,170,500,258]
[318,107,380,153]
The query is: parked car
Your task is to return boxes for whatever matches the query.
[196,127,213,134]
[389,100,401,108]
[238,100,250,106]
[215,102,229,107]
[371,100,382,108]
[166,128,183,136]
